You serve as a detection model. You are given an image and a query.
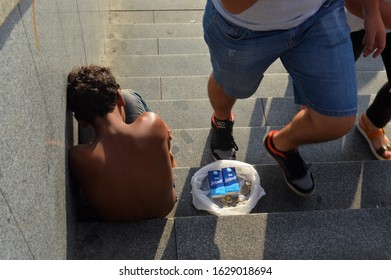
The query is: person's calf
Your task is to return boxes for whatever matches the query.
[273,109,356,152]
[207,74,236,120]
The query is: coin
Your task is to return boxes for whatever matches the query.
[241,185,250,195]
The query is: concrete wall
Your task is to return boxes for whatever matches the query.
[0,1,19,26]
[0,0,109,259]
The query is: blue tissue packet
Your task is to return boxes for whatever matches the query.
[208,170,226,198]
[222,167,240,195]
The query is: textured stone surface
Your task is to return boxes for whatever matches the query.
[110,0,207,11]
[170,159,391,218]
[0,0,19,26]
[75,219,177,260]
[175,209,391,260]
[148,98,265,129]
[74,0,391,261]
[0,193,33,260]
[0,0,109,260]
[78,208,391,260]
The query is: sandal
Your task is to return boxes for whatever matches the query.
[356,114,391,160]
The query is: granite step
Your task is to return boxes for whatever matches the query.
[106,53,385,78]
[106,37,208,55]
[73,0,391,261]
[109,10,204,25]
[147,95,383,129]
[75,208,391,259]
[116,74,291,101]
[115,71,388,101]
[108,23,203,39]
[147,95,390,166]
[170,160,391,218]
[106,54,212,77]
[169,125,391,168]
[110,0,207,11]
[175,208,391,260]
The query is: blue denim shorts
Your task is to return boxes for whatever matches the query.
[121,89,151,124]
[203,0,358,117]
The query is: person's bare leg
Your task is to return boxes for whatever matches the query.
[208,74,239,160]
[272,107,356,152]
[208,74,236,120]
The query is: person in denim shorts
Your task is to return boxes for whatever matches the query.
[204,0,385,196]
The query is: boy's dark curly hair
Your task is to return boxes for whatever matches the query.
[67,65,120,123]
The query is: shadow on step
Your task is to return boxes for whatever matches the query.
[74,219,177,260]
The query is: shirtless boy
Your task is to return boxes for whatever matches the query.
[67,65,177,222]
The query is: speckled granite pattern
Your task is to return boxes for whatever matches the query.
[0,0,109,259]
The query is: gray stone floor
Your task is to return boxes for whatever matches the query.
[75,0,391,260]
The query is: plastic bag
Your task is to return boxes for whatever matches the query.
[191,160,265,216]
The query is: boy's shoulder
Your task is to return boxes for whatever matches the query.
[132,112,169,135]
[69,143,102,167]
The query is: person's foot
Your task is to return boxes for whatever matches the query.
[263,130,315,196]
[356,113,391,160]
[210,114,238,160]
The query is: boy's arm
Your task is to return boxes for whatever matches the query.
[219,0,257,14]
[144,112,177,168]
[359,0,386,58]
[166,124,177,168]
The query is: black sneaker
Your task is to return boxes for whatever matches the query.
[210,114,239,160]
[263,130,314,196]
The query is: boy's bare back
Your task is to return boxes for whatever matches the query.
[70,112,176,222]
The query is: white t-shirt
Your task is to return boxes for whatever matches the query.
[211,0,326,31]
[345,0,390,33]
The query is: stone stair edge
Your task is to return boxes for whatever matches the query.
[76,157,391,221]
[105,56,384,74]
[109,23,202,26]
[106,37,205,41]
[115,73,291,79]
[74,207,391,259]
[171,158,387,170]
[172,159,379,169]
[113,72,383,81]
[109,0,207,10]
[107,54,210,58]
[144,94,380,102]
[105,52,385,63]
[110,9,205,11]
[75,207,391,228]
